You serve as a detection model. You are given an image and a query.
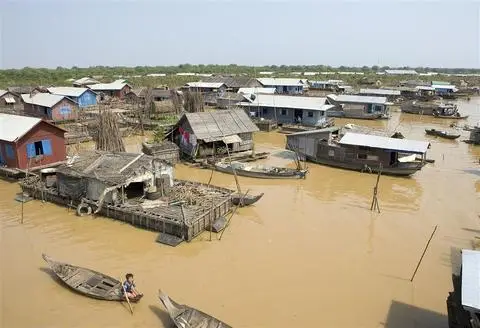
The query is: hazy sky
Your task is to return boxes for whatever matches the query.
[0,0,479,69]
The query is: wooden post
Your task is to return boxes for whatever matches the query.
[370,164,382,213]
[209,197,213,241]
[219,189,249,241]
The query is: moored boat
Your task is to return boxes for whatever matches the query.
[401,100,459,116]
[214,161,308,179]
[159,290,232,328]
[286,127,431,177]
[425,129,461,140]
[42,254,142,302]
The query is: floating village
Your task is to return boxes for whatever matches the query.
[1,69,480,327]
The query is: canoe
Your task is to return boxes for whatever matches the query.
[231,192,264,206]
[425,129,461,140]
[159,290,232,328]
[215,161,308,179]
[42,254,142,302]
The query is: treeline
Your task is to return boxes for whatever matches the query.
[1,64,479,88]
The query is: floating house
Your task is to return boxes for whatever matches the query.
[285,127,430,176]
[47,87,97,108]
[20,150,234,246]
[0,90,19,107]
[239,94,334,127]
[21,93,79,121]
[89,79,131,99]
[169,109,259,159]
[309,80,344,91]
[446,249,480,328]
[200,76,262,93]
[257,78,304,95]
[0,114,66,171]
[72,77,100,87]
[326,94,391,119]
[431,84,458,97]
[358,88,401,101]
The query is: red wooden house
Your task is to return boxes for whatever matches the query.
[0,114,66,170]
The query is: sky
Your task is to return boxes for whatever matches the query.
[0,0,479,69]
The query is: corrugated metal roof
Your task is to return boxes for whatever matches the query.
[183,109,259,141]
[73,77,100,85]
[286,126,341,137]
[461,249,480,310]
[185,82,225,89]
[21,93,68,107]
[359,89,401,96]
[239,94,334,111]
[0,90,8,97]
[339,132,430,154]
[237,87,276,95]
[0,113,42,142]
[48,87,91,98]
[257,78,303,87]
[5,97,15,103]
[327,94,388,105]
[89,80,128,91]
[201,76,260,88]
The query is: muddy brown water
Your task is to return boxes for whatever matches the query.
[1,99,480,328]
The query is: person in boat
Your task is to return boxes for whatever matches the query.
[122,273,142,299]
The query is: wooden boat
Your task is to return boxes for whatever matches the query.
[433,113,469,120]
[214,161,307,179]
[425,129,461,140]
[231,192,264,206]
[158,290,232,328]
[401,100,458,116]
[42,254,142,302]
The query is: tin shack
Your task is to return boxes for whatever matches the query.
[21,93,79,121]
[326,94,391,120]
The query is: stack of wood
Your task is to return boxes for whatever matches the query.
[95,109,126,152]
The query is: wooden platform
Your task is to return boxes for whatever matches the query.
[20,179,234,246]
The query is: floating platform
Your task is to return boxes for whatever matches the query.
[20,179,234,246]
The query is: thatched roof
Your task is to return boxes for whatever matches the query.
[180,109,259,142]
[200,76,261,89]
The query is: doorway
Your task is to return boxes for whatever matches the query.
[294,109,303,123]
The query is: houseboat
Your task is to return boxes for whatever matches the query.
[326,94,391,120]
[256,78,304,95]
[401,100,465,118]
[239,94,334,129]
[285,127,430,176]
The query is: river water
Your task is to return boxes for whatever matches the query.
[1,99,480,328]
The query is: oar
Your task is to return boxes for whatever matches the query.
[120,277,134,315]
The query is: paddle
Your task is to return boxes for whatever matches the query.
[120,277,134,315]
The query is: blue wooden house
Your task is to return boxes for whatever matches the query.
[239,94,334,127]
[48,87,97,108]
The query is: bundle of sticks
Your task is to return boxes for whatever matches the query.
[95,109,126,152]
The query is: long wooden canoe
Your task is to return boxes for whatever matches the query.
[159,290,232,328]
[425,129,461,140]
[215,161,307,179]
[42,254,142,302]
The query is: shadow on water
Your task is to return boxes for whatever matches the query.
[149,305,174,328]
[382,300,448,328]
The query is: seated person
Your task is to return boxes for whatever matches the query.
[122,273,142,299]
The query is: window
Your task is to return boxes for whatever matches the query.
[328,150,335,157]
[367,155,379,161]
[26,139,52,158]
[307,111,314,118]
[357,154,368,159]
[5,144,14,159]
[263,108,268,115]
[281,109,287,116]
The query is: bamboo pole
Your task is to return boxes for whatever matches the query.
[410,225,438,282]
[218,189,249,241]
[120,277,134,315]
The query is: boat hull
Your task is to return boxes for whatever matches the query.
[42,254,142,302]
[425,129,460,140]
[303,156,425,177]
[231,192,264,206]
[214,164,307,179]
